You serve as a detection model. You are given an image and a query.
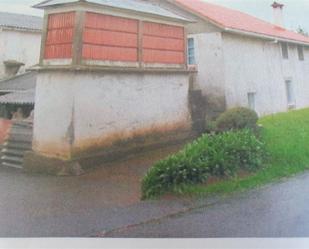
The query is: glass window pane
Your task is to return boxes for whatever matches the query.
[285,80,295,105]
[247,92,256,111]
[297,45,304,61]
[281,43,289,59]
[187,38,196,64]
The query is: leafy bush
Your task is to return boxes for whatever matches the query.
[142,129,266,199]
[215,107,259,132]
[141,153,209,199]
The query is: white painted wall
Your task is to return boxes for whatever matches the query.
[33,71,191,159]
[190,32,225,95]
[188,32,226,118]
[222,33,309,116]
[0,29,41,79]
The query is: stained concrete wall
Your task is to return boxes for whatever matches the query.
[33,71,192,160]
[156,3,227,120]
[222,33,309,116]
[0,29,41,79]
[188,32,226,119]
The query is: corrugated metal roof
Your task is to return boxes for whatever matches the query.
[0,72,37,92]
[0,90,35,105]
[0,12,43,31]
[34,0,190,22]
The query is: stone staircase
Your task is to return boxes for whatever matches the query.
[1,121,33,169]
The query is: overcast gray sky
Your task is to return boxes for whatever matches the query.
[1,0,309,32]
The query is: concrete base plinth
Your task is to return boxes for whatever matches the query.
[23,151,85,176]
[23,129,195,176]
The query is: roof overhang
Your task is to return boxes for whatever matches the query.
[167,0,224,28]
[33,0,194,24]
[0,25,42,33]
[224,27,309,46]
[33,0,77,9]
[0,90,35,105]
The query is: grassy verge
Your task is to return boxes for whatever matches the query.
[181,108,309,197]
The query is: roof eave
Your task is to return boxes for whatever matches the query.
[33,0,193,23]
[32,0,70,9]
[0,25,42,33]
[224,27,309,46]
[170,1,309,46]
[167,0,225,29]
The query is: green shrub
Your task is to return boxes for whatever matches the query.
[215,107,259,132]
[141,153,209,200]
[141,129,266,199]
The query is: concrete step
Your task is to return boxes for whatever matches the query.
[9,130,33,135]
[2,148,25,157]
[10,128,33,134]
[6,136,32,144]
[1,155,23,164]
[1,120,33,169]
[8,132,32,140]
[2,161,23,169]
[4,140,32,148]
[11,122,33,128]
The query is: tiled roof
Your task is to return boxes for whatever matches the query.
[0,12,42,31]
[34,0,191,22]
[0,72,37,92]
[174,0,309,44]
[0,90,35,105]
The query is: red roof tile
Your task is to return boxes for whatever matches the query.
[175,0,309,44]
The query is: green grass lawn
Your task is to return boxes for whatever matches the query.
[180,108,309,197]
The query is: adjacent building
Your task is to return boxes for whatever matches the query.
[163,0,309,117]
[0,72,36,118]
[2,0,308,174]
[0,12,42,79]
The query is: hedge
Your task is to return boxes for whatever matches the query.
[142,129,266,199]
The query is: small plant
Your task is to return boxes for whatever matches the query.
[215,107,259,132]
[141,150,210,200]
[141,129,266,199]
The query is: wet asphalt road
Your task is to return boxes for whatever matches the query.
[0,145,186,237]
[107,172,309,238]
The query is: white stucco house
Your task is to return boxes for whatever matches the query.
[0,12,42,79]
[1,0,308,173]
[161,0,309,117]
[21,0,196,174]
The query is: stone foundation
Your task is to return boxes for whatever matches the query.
[23,151,84,176]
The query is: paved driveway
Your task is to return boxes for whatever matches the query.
[107,172,309,238]
[0,145,184,237]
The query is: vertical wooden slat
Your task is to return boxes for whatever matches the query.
[142,22,185,65]
[138,20,143,68]
[82,12,138,62]
[44,12,75,59]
